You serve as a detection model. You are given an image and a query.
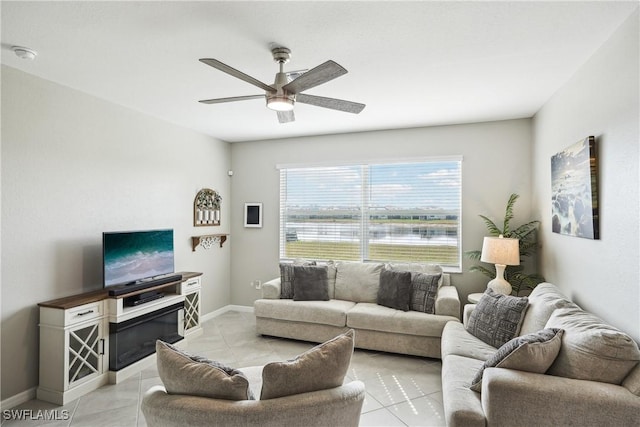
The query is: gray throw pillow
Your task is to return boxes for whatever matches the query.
[260,329,355,400]
[466,289,529,348]
[156,340,254,400]
[377,269,412,311]
[293,265,329,301]
[279,260,316,299]
[410,272,441,313]
[470,328,564,392]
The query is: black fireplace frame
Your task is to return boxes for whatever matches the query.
[109,301,184,371]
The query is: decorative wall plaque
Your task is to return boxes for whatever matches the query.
[194,188,221,227]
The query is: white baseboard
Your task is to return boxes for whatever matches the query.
[3,305,254,410]
[201,304,254,323]
[1,387,36,410]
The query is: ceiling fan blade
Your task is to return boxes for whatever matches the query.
[285,69,308,83]
[199,95,264,104]
[199,58,275,93]
[277,110,295,123]
[282,60,347,94]
[296,94,365,114]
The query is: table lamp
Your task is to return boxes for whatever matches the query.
[480,234,520,295]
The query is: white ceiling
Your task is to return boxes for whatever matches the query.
[2,1,637,142]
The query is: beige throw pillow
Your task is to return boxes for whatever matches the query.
[260,329,355,400]
[470,328,564,392]
[156,340,254,400]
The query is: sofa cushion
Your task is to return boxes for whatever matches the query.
[347,302,452,337]
[519,283,578,336]
[293,265,329,301]
[545,306,640,384]
[410,272,441,314]
[280,260,316,299]
[334,262,384,303]
[260,329,354,400]
[156,341,254,400]
[466,289,528,348]
[441,321,499,361]
[470,328,563,392]
[254,299,355,327]
[377,269,412,311]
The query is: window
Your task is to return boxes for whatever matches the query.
[279,158,462,270]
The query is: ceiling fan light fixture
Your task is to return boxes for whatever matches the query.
[267,96,294,112]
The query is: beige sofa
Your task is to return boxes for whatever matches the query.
[441,283,640,427]
[254,262,460,358]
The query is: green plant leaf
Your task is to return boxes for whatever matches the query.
[465,250,482,261]
[479,215,502,236]
[502,193,519,235]
[469,265,495,279]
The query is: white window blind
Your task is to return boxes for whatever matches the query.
[279,159,462,269]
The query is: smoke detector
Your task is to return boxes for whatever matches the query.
[12,46,37,60]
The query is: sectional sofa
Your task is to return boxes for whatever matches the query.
[253,261,460,358]
[441,283,640,426]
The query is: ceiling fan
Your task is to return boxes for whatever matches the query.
[198,46,365,123]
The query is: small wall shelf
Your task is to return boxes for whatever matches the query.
[191,234,228,251]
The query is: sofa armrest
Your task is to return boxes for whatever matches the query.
[482,368,640,427]
[261,278,281,299]
[463,304,476,327]
[435,285,460,320]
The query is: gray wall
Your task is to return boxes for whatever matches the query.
[531,10,639,342]
[1,66,232,400]
[230,119,533,307]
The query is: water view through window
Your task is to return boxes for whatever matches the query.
[279,159,462,269]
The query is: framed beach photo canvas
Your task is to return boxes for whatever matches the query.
[550,136,599,239]
[244,203,263,228]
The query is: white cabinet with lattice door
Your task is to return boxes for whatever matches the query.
[37,298,109,405]
[180,275,202,337]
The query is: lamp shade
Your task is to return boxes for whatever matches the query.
[480,235,520,266]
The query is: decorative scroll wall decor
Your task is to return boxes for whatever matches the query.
[194,188,221,226]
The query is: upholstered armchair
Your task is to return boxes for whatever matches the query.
[142,366,365,427]
[142,331,365,427]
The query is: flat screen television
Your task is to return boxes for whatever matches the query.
[103,229,175,288]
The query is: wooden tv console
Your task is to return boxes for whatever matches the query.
[37,272,202,405]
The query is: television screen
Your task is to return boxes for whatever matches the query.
[103,229,175,288]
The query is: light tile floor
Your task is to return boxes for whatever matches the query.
[3,310,445,427]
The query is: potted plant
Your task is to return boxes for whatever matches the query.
[466,193,544,295]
